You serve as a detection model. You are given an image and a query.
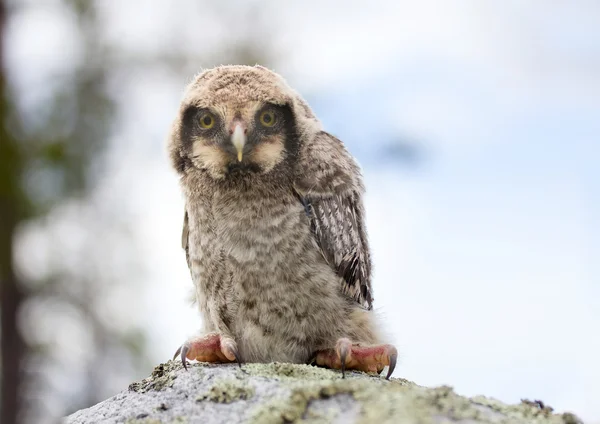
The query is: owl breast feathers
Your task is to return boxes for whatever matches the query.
[167,65,385,367]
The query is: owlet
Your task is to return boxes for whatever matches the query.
[168,65,396,378]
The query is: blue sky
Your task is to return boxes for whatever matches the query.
[287,8,599,417]
[308,59,599,416]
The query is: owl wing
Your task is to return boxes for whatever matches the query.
[294,131,373,310]
[182,209,191,271]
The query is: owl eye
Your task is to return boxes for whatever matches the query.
[199,113,215,129]
[259,111,276,127]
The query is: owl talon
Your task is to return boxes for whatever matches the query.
[315,339,398,380]
[336,338,351,379]
[231,345,242,368]
[181,344,190,370]
[172,344,191,370]
[386,349,398,380]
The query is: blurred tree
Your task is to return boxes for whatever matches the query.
[1,2,27,423]
[1,1,147,422]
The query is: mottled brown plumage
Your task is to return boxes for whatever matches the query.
[168,65,396,378]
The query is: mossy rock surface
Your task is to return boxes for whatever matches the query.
[66,361,582,424]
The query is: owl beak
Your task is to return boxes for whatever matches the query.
[231,123,246,162]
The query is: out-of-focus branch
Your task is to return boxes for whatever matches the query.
[0,0,27,422]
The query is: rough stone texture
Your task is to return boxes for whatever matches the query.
[66,361,583,424]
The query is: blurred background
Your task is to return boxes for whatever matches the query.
[1,0,598,423]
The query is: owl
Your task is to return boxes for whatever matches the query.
[168,65,396,379]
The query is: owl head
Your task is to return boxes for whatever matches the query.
[167,65,321,179]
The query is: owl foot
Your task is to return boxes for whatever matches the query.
[314,338,397,380]
[173,333,241,371]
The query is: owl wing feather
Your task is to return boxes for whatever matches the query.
[294,131,373,309]
[182,209,191,271]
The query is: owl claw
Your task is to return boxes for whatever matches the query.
[172,344,191,370]
[315,339,398,380]
[220,336,242,367]
[235,352,242,368]
[386,349,398,380]
[180,344,190,371]
[337,338,351,379]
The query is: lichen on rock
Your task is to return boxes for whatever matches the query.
[67,361,584,424]
[470,395,584,424]
[251,379,358,423]
[128,361,183,393]
[243,362,344,381]
[197,378,255,403]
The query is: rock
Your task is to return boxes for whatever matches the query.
[65,361,583,424]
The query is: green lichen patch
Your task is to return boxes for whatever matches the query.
[345,379,427,424]
[472,395,583,424]
[244,361,413,384]
[197,378,255,403]
[249,363,420,424]
[125,419,162,424]
[357,384,583,424]
[409,385,482,423]
[299,406,339,424]
[254,396,340,424]
[251,372,584,424]
[243,362,415,388]
[251,379,372,424]
[243,362,343,381]
[128,360,185,393]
